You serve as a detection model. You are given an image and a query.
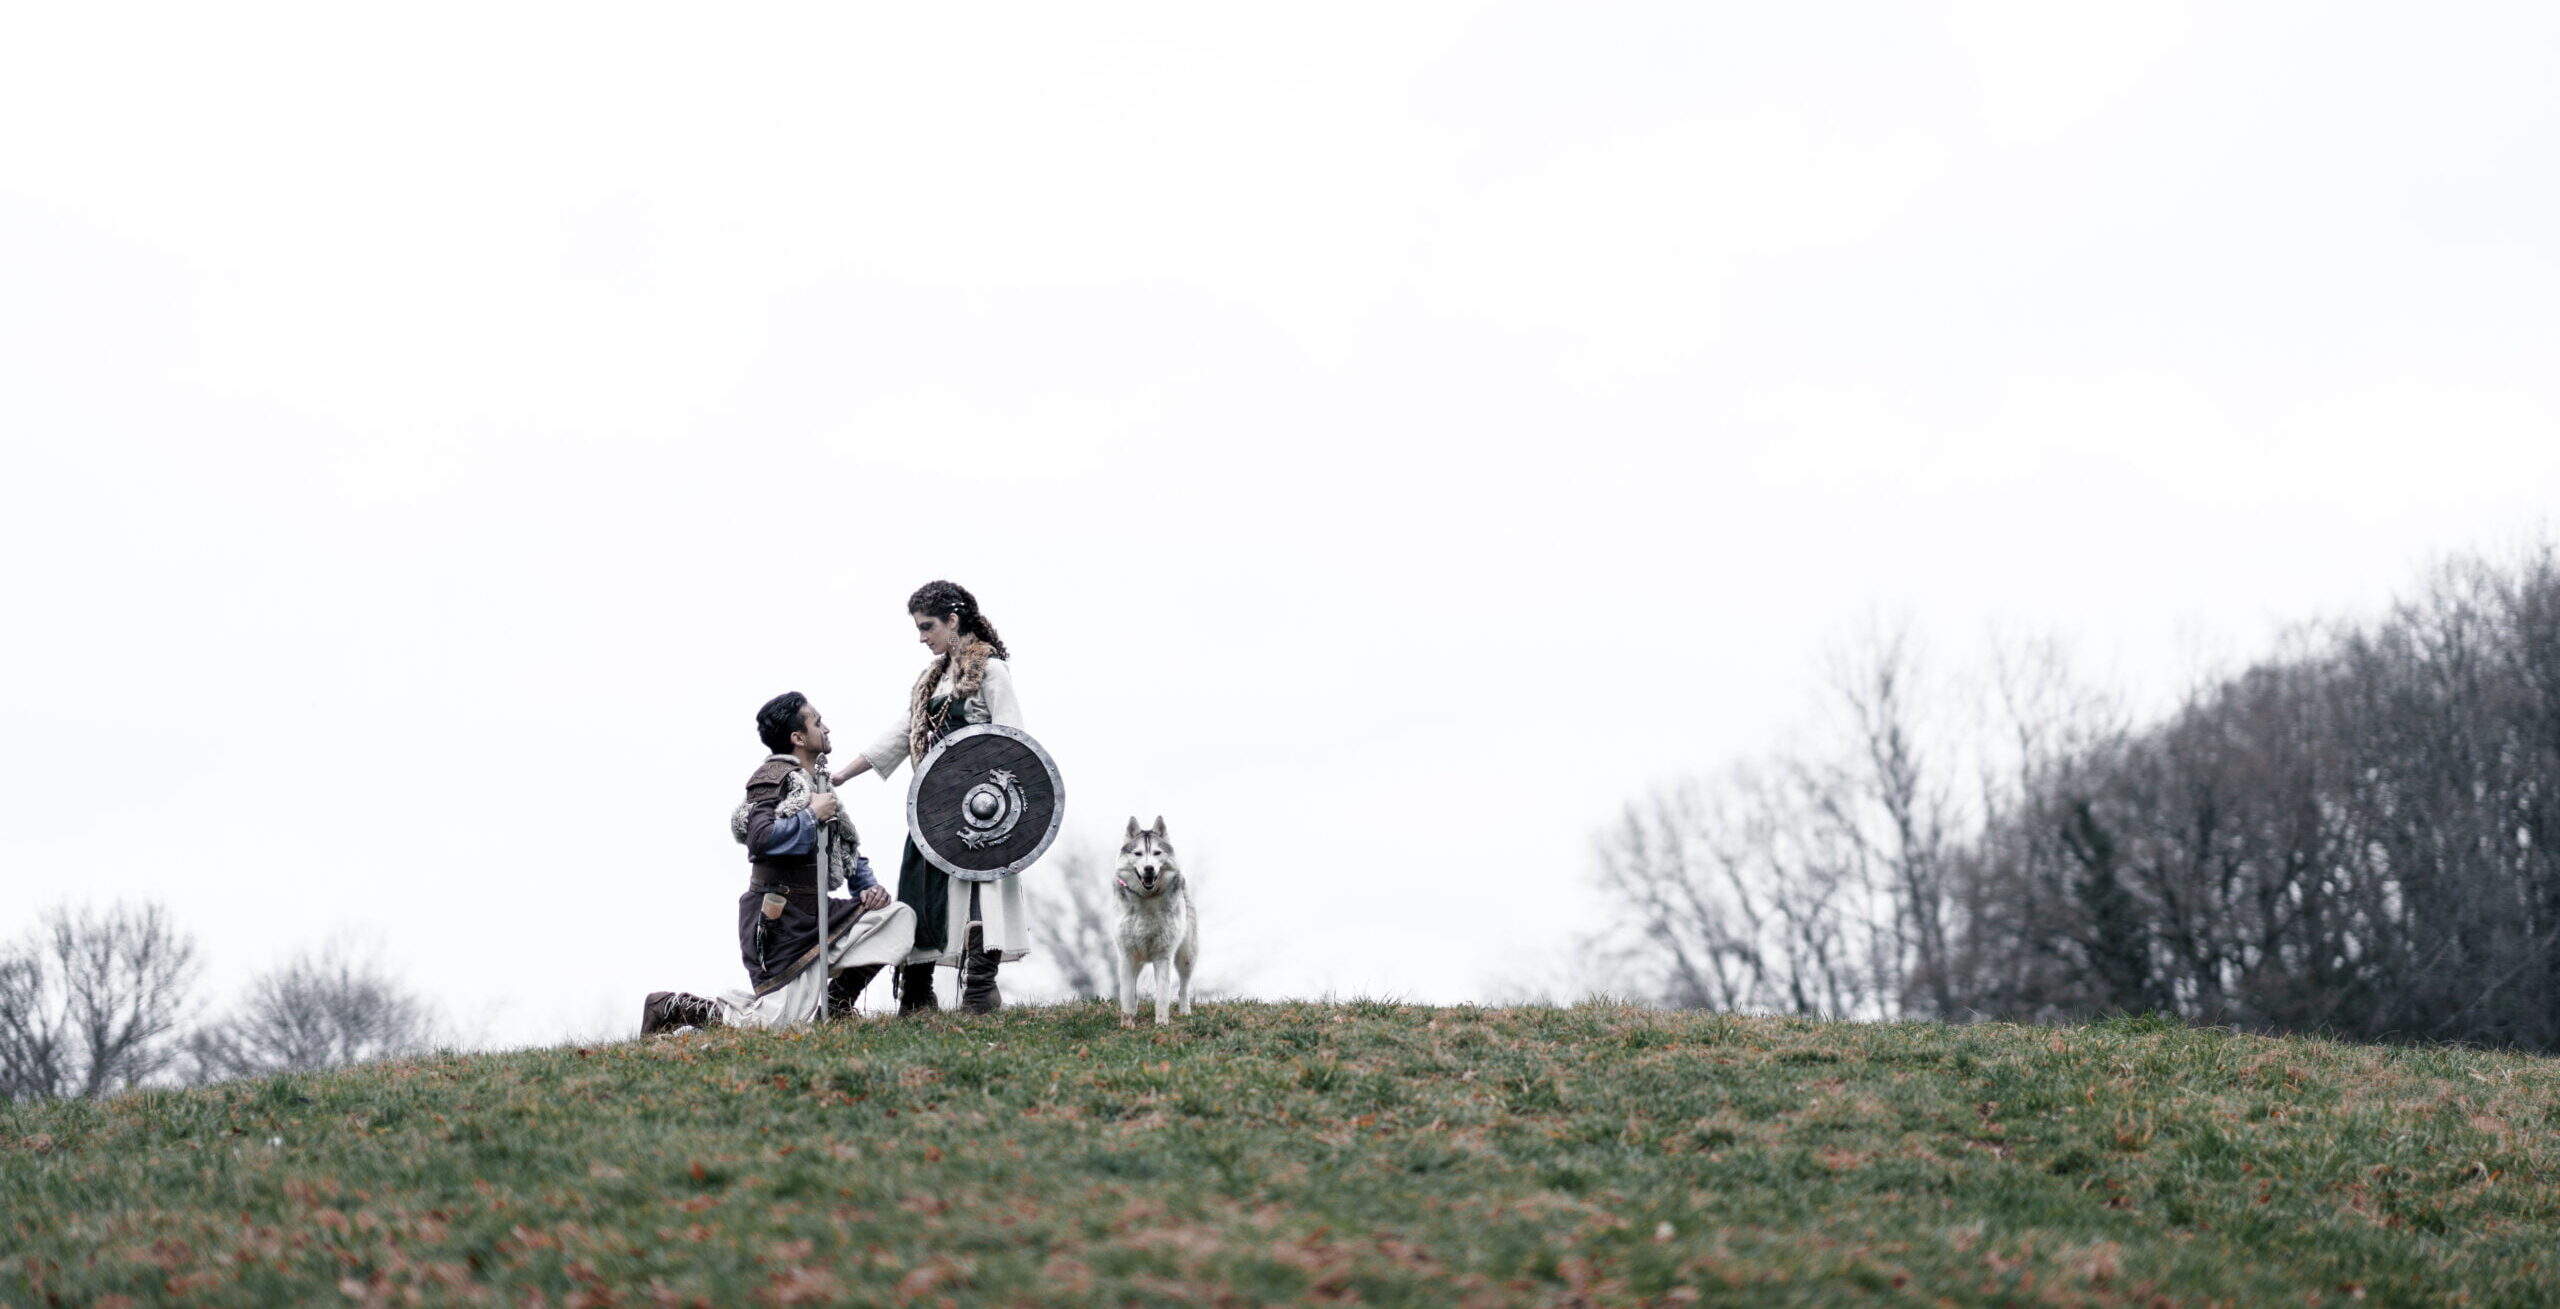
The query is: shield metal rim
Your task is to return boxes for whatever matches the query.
[905,723,1065,881]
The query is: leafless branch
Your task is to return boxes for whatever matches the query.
[0,902,197,1100]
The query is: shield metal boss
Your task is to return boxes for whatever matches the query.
[906,724,1065,881]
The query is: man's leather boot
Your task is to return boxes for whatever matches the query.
[960,921,1003,1014]
[827,965,882,1020]
[895,964,939,1016]
[642,991,720,1035]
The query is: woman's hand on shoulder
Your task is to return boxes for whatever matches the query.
[832,755,873,786]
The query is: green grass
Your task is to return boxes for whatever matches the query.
[6,1003,2560,1306]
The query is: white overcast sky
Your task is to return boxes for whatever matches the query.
[5,4,2557,1045]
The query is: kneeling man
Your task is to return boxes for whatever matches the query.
[643,692,916,1033]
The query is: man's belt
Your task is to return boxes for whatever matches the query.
[749,875,820,894]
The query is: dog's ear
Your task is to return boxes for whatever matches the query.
[1125,815,1140,839]
[1151,816,1167,838]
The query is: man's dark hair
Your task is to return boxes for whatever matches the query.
[757,692,811,754]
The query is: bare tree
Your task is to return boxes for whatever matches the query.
[1022,845,1122,1000]
[0,952,65,1100]
[1593,762,1883,1018]
[1616,543,2560,1051]
[1940,633,2136,1020]
[1826,622,1961,1019]
[0,902,197,1100]
[185,947,437,1081]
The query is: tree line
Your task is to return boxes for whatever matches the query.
[0,902,438,1100]
[1596,547,2560,1052]
[0,840,1171,1104]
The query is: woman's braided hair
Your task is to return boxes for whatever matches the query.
[907,580,1009,660]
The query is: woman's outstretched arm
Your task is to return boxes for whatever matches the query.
[843,715,911,784]
[981,659,1023,728]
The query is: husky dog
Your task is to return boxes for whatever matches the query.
[1114,816,1197,1027]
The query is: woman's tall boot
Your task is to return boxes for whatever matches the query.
[960,922,1003,1014]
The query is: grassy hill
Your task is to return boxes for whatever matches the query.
[5,1002,2559,1307]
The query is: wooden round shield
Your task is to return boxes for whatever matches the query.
[905,724,1065,881]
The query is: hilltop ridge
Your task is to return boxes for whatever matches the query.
[6,1003,2558,1306]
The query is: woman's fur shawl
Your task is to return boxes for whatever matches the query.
[907,634,995,762]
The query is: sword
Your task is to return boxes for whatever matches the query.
[812,755,831,1024]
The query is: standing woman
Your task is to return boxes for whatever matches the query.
[834,580,1028,1014]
